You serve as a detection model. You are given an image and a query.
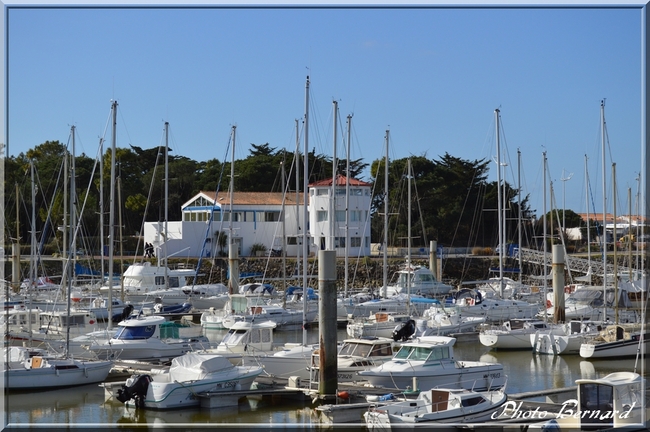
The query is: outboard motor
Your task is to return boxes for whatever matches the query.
[116,304,134,323]
[116,374,152,408]
[392,319,416,342]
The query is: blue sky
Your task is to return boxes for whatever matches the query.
[5,3,645,219]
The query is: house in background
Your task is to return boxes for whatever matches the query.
[143,175,372,259]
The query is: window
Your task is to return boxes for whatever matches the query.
[317,210,328,222]
[335,211,345,222]
[316,188,328,196]
[261,211,281,222]
[244,211,254,222]
[335,237,346,248]
[350,210,361,222]
[350,237,361,247]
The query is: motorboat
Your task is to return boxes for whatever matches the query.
[345,294,441,319]
[383,263,453,297]
[101,262,196,304]
[357,335,506,391]
[70,294,130,321]
[86,315,211,361]
[221,294,318,331]
[364,385,508,429]
[537,372,648,431]
[416,303,486,337]
[579,323,648,359]
[479,319,564,350]
[346,312,415,340]
[4,345,113,391]
[114,352,262,409]
[6,309,102,344]
[444,289,541,324]
[530,320,605,355]
[539,285,640,322]
[309,336,396,384]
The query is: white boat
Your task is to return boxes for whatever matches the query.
[70,294,130,321]
[479,319,564,350]
[86,315,211,361]
[101,262,196,304]
[345,294,441,319]
[536,372,648,431]
[539,285,640,322]
[530,320,605,355]
[221,294,318,331]
[364,385,508,430]
[383,263,453,297]
[114,352,263,409]
[445,289,541,323]
[579,324,648,359]
[346,312,416,340]
[416,303,486,337]
[309,336,396,384]
[357,336,506,391]
[4,345,113,390]
[184,283,230,310]
[6,309,102,344]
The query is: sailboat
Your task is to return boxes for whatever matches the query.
[5,136,113,391]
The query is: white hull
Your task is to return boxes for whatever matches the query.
[579,333,648,359]
[136,369,260,409]
[243,344,317,380]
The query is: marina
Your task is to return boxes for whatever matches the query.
[4,326,648,429]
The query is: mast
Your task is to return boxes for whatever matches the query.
[543,151,548,309]
[295,119,301,281]
[99,137,105,294]
[344,114,351,298]
[495,108,504,297]
[585,154,592,275]
[28,160,36,344]
[330,100,337,252]
[407,157,412,314]
[600,100,608,296]
[517,149,523,276]
[612,163,618,323]
[302,76,310,344]
[164,122,169,289]
[65,125,76,354]
[108,100,117,326]
[382,130,389,298]
[228,125,238,295]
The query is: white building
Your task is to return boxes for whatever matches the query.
[143,175,372,259]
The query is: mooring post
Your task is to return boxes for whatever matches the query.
[429,240,438,281]
[552,244,566,324]
[318,249,337,397]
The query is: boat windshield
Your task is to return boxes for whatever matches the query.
[394,344,450,361]
[113,324,156,340]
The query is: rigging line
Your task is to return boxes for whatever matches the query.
[192,134,232,286]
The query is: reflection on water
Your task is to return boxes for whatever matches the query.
[5,328,646,428]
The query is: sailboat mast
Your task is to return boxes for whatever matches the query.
[99,138,105,293]
[331,100,337,252]
[382,130,389,298]
[108,100,117,325]
[407,157,412,313]
[164,122,169,288]
[585,154,592,270]
[302,76,310,343]
[612,163,618,323]
[517,149,523,276]
[295,119,301,280]
[66,125,76,355]
[344,114,351,298]
[228,125,239,295]
[495,108,504,297]
[543,151,548,305]
[600,100,608,293]
[28,160,36,341]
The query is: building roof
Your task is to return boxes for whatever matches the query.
[309,174,371,188]
[183,191,305,209]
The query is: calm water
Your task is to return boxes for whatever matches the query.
[4,327,646,429]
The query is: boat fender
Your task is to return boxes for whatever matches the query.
[337,391,349,400]
[378,393,395,402]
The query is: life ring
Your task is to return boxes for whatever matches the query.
[546,300,552,309]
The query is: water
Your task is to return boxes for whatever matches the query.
[4,327,646,429]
